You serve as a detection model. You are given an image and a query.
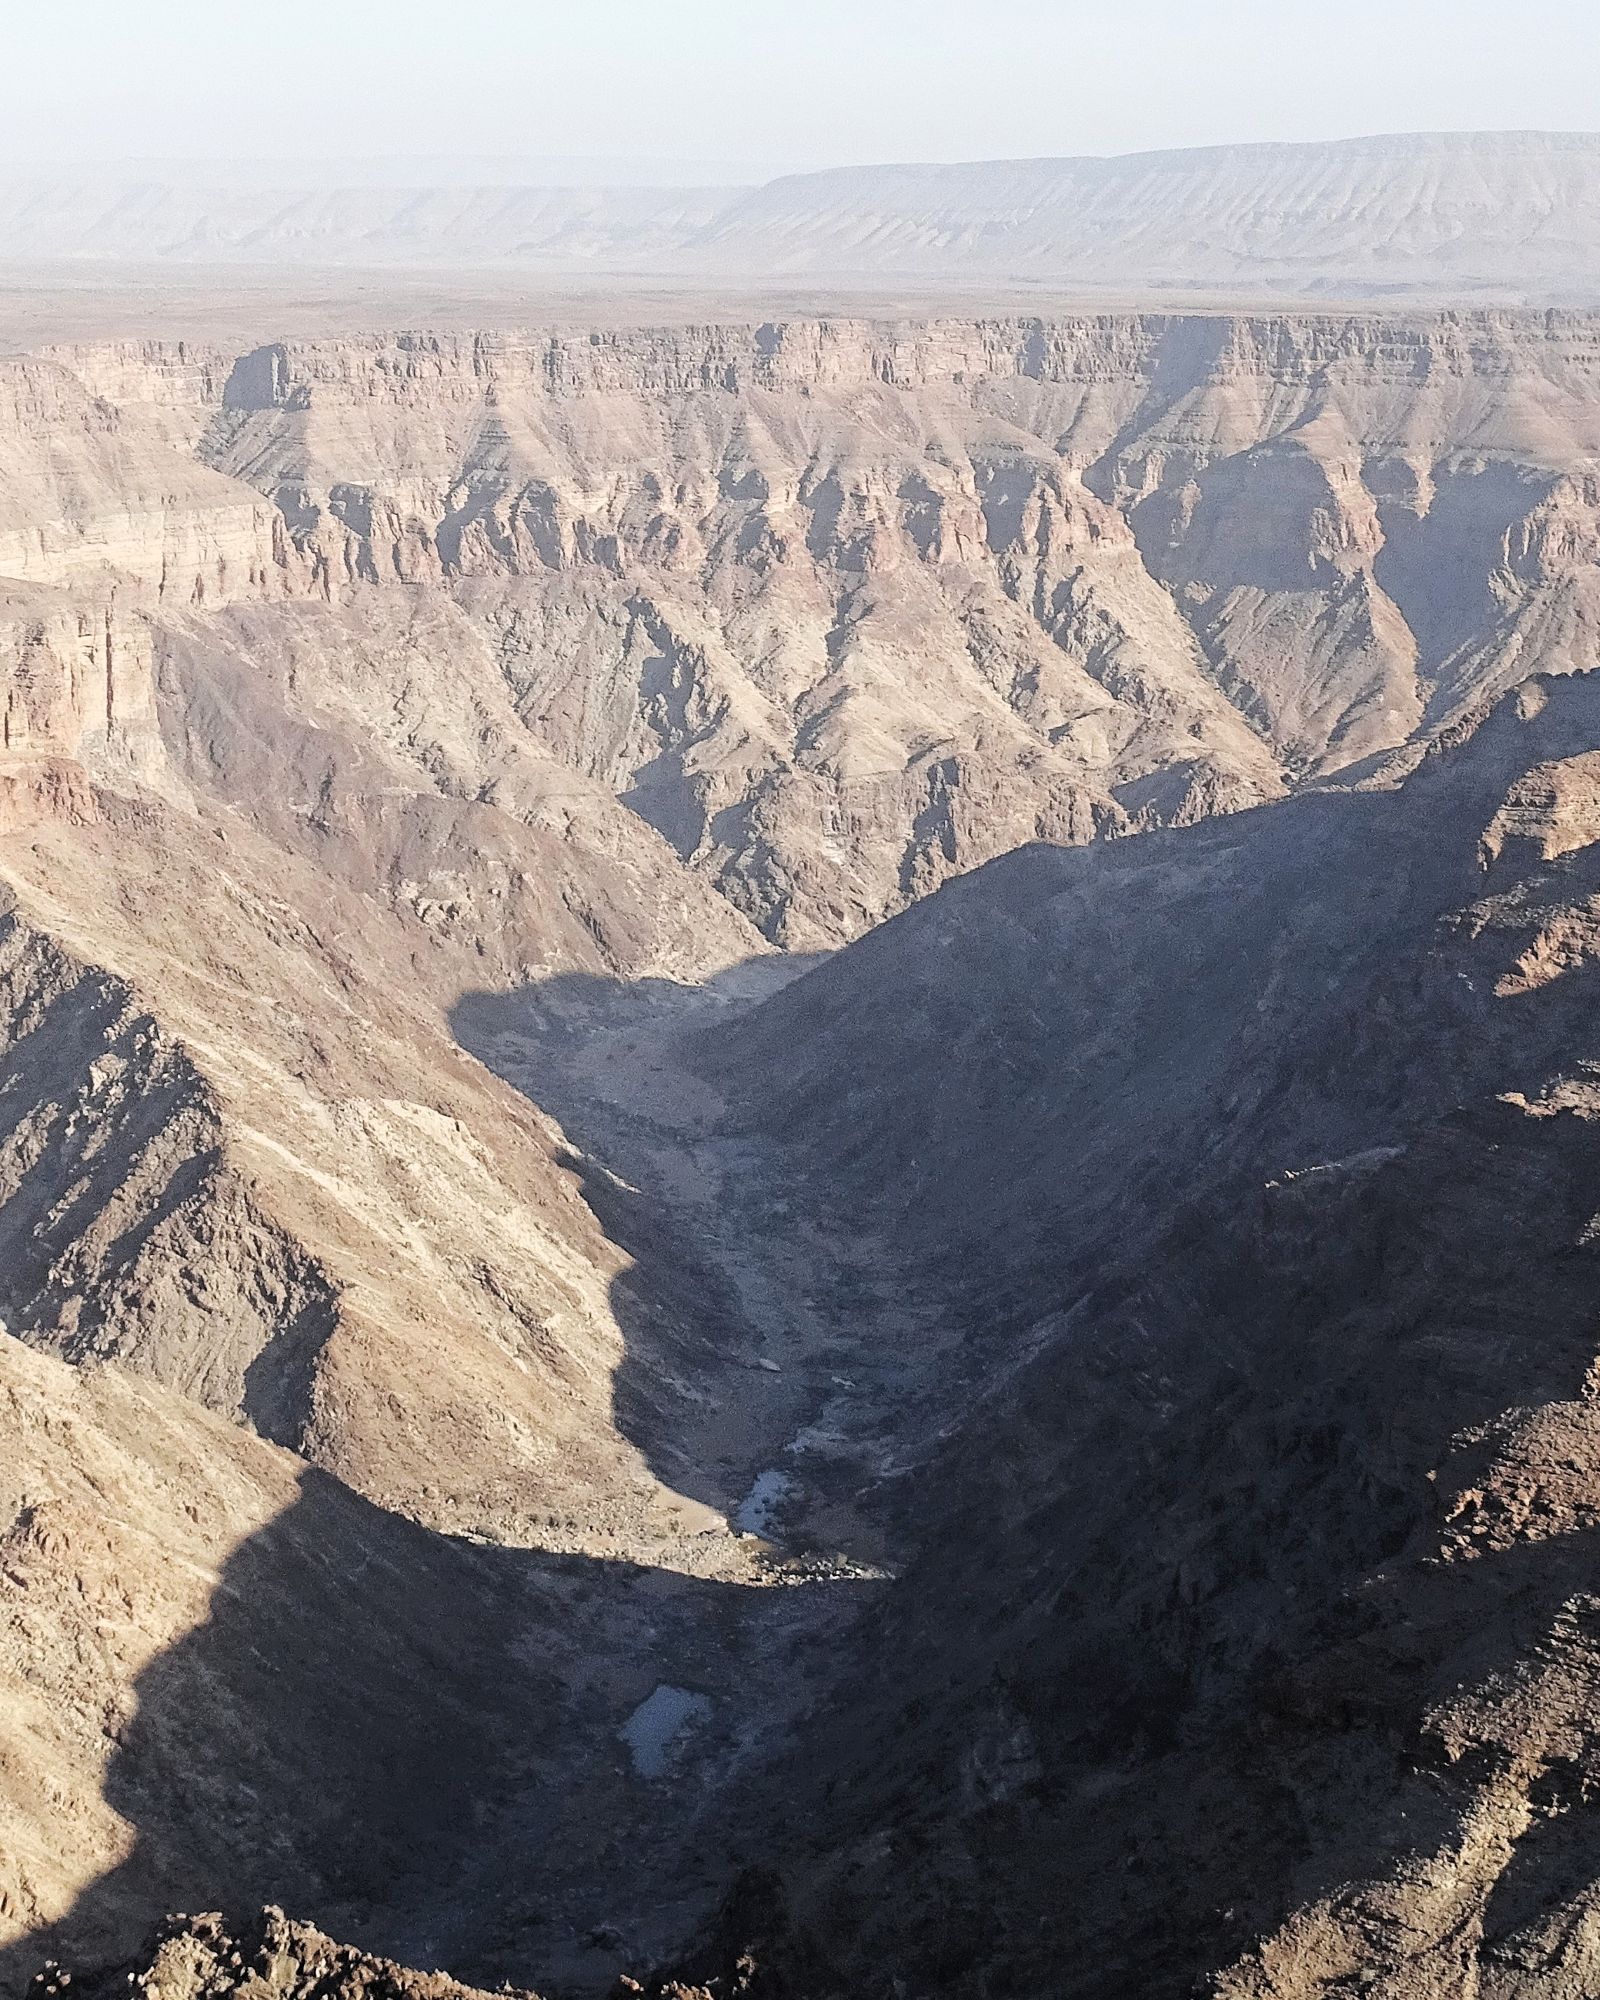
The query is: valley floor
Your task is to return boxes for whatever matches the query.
[393,954,959,1995]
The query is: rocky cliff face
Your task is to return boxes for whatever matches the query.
[0,904,335,1441]
[0,359,285,605]
[18,310,1600,942]
[0,587,162,811]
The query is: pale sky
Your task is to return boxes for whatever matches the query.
[6,0,1600,177]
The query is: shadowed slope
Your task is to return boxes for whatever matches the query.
[682,673,1600,1998]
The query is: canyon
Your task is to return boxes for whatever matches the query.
[6,302,1600,2000]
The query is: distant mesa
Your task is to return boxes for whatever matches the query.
[2,132,1600,299]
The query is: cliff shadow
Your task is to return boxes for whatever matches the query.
[0,1453,854,2000]
[0,946,881,2000]
[744,1052,1600,2000]
[450,953,899,1554]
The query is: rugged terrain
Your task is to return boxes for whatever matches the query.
[702,669,1600,1998]
[8,306,1600,1999]
[14,306,1600,948]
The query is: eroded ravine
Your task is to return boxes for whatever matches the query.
[429,954,961,1993]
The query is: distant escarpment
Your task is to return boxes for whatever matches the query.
[6,133,1600,298]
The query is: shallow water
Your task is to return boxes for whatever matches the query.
[621,1683,713,1779]
[735,1467,796,1536]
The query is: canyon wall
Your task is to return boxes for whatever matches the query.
[711,672,1600,2000]
[8,309,1600,941]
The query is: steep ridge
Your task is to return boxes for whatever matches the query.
[0,759,760,1541]
[0,903,334,1442]
[695,672,1600,1998]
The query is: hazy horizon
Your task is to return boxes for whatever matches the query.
[5,0,1598,177]
[1,127,1600,190]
